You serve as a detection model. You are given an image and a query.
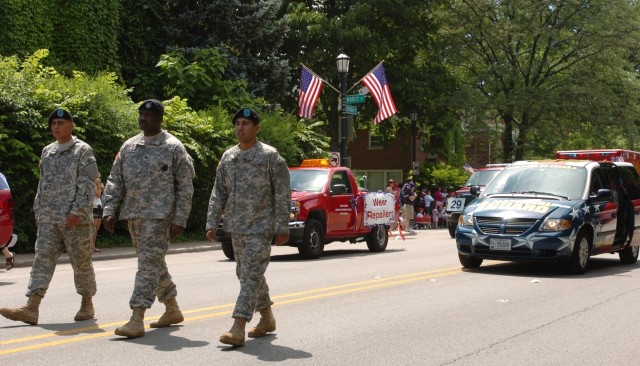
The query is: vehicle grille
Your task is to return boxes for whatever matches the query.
[475,216,538,236]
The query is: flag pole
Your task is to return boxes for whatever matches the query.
[301,64,340,94]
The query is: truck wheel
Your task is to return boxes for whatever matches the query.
[221,241,234,260]
[619,245,639,264]
[565,231,590,274]
[448,225,456,238]
[458,253,482,268]
[366,225,388,252]
[299,218,324,259]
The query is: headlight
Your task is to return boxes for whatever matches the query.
[540,218,572,231]
[290,200,301,220]
[459,213,473,227]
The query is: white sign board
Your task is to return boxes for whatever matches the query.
[364,192,397,226]
[446,197,465,213]
[329,152,340,167]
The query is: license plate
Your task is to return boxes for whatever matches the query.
[490,238,511,251]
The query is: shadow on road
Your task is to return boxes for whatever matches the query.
[220,334,312,362]
[462,256,638,278]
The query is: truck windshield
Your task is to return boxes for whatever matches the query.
[482,165,587,200]
[290,169,330,192]
[465,170,502,187]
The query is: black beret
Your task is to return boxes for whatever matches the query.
[232,107,260,125]
[48,108,73,125]
[138,99,164,115]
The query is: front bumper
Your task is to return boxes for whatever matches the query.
[445,212,461,225]
[455,226,573,262]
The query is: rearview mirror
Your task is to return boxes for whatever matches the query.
[331,184,347,195]
[470,185,480,197]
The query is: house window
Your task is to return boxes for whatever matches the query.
[369,134,384,149]
[352,170,403,192]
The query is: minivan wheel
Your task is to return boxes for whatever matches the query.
[619,245,639,264]
[565,231,590,274]
[458,253,483,268]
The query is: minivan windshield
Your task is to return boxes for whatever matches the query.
[482,165,587,200]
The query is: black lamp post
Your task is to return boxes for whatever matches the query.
[410,110,418,167]
[336,53,350,167]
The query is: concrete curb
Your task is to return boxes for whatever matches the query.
[6,241,222,270]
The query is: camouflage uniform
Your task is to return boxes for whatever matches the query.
[103,130,194,308]
[30,136,98,298]
[206,141,290,321]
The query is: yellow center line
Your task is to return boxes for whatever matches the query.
[0,267,463,355]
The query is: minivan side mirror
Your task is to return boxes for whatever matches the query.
[470,185,480,197]
[590,188,612,203]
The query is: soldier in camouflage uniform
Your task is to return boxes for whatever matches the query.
[102,99,195,338]
[206,107,290,347]
[0,109,99,325]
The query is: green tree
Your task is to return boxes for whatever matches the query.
[161,0,291,102]
[439,0,640,161]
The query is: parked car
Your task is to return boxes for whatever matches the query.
[445,164,508,238]
[456,160,640,274]
[0,172,17,252]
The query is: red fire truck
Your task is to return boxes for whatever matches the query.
[556,149,640,172]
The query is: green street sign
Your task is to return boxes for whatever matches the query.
[344,104,358,115]
[345,94,365,104]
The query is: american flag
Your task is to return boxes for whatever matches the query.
[298,66,324,119]
[361,62,398,124]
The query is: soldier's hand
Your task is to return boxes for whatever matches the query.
[274,234,289,246]
[170,224,184,239]
[206,229,215,242]
[66,214,80,227]
[103,216,116,234]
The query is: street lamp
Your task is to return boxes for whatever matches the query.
[410,110,418,171]
[336,53,350,167]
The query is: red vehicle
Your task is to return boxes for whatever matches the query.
[556,149,640,173]
[0,172,17,252]
[217,159,389,259]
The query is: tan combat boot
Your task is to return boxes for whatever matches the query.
[150,297,184,328]
[114,307,146,338]
[0,294,43,325]
[74,296,95,321]
[248,306,276,338]
[219,317,247,346]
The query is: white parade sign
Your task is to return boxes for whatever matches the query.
[364,192,397,226]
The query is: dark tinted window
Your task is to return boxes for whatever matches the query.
[618,166,640,200]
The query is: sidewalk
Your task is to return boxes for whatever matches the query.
[9,241,221,269]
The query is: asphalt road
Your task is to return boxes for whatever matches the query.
[1,229,639,365]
